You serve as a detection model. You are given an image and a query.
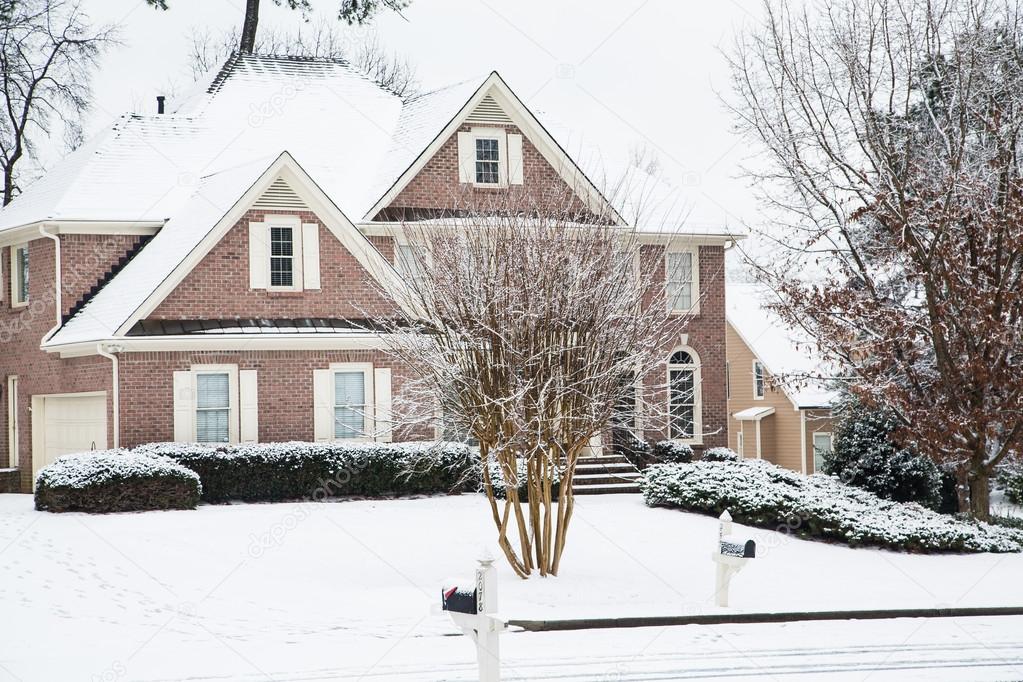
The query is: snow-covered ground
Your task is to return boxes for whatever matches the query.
[2,492,1022,681]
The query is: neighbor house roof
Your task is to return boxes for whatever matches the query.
[727,282,839,409]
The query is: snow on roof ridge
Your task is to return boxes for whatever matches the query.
[405,73,490,103]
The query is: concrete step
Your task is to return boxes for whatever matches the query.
[577,455,631,466]
[574,472,642,483]
[573,482,642,495]
[575,463,638,474]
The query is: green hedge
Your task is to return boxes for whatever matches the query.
[35,451,201,513]
[133,441,475,504]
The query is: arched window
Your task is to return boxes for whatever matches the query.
[668,347,702,441]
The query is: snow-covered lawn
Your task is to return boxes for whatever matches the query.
[2,492,1023,681]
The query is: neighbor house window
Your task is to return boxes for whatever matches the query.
[813,432,833,472]
[753,360,765,399]
[475,137,500,184]
[668,349,701,441]
[196,372,231,443]
[334,370,367,439]
[11,243,28,306]
[396,243,425,284]
[665,250,693,312]
[269,225,295,288]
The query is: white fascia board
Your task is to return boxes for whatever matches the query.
[0,221,162,247]
[47,334,401,358]
[636,232,743,247]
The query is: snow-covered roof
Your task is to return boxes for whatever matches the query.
[733,406,776,421]
[727,282,839,409]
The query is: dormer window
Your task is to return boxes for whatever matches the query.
[475,137,500,184]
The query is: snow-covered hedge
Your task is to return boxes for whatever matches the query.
[641,459,1023,553]
[651,441,694,463]
[702,447,740,462]
[35,450,201,513]
[999,459,1023,506]
[134,441,475,504]
[482,457,562,499]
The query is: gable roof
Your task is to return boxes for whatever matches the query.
[726,282,839,409]
[47,152,405,350]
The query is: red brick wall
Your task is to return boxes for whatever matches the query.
[0,239,113,491]
[60,234,146,319]
[637,243,728,452]
[377,124,597,221]
[118,349,427,445]
[150,209,398,320]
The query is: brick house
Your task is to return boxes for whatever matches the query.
[725,282,836,473]
[0,55,738,492]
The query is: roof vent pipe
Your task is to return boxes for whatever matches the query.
[156,95,165,115]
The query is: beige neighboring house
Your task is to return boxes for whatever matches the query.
[726,283,838,474]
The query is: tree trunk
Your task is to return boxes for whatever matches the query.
[239,0,260,54]
[969,471,991,522]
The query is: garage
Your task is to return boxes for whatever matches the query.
[32,392,108,479]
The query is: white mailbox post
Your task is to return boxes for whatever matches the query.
[441,551,506,682]
[712,510,756,607]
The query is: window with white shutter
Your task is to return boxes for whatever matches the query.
[334,371,366,439]
[196,373,231,443]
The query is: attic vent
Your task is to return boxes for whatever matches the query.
[253,177,307,210]
[466,95,512,124]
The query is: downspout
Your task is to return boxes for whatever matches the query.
[800,410,808,474]
[38,224,61,340]
[97,343,123,449]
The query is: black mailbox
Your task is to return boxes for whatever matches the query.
[719,538,756,559]
[442,585,478,615]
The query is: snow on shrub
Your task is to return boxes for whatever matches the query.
[651,440,694,463]
[482,457,562,499]
[641,459,1023,553]
[35,450,201,514]
[998,459,1023,506]
[702,447,740,462]
[135,441,475,504]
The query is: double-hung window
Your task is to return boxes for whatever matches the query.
[11,243,28,306]
[396,242,425,285]
[665,250,694,313]
[753,360,765,399]
[475,137,501,185]
[334,370,367,439]
[269,225,295,289]
[196,372,231,443]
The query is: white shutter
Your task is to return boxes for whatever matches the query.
[507,133,523,185]
[457,131,474,183]
[239,370,259,443]
[302,223,320,290]
[173,371,195,442]
[248,222,267,289]
[373,367,392,442]
[313,369,333,442]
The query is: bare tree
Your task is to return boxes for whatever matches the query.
[729,0,1023,519]
[374,185,690,577]
[147,0,410,55]
[0,0,116,205]
[187,20,418,99]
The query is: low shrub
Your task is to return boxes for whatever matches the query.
[825,397,944,510]
[641,459,1023,553]
[483,457,561,500]
[702,447,740,462]
[135,441,474,504]
[35,451,201,513]
[651,440,694,464]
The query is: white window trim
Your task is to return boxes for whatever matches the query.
[470,127,508,188]
[330,362,375,442]
[191,364,239,444]
[265,215,303,292]
[10,243,28,308]
[665,247,699,316]
[666,346,703,445]
[7,375,18,468]
[753,359,765,400]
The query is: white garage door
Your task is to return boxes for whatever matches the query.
[34,393,107,477]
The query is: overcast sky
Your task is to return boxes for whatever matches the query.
[71,0,763,232]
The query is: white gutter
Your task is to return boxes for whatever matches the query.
[44,333,400,357]
[96,343,122,449]
[38,224,61,341]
